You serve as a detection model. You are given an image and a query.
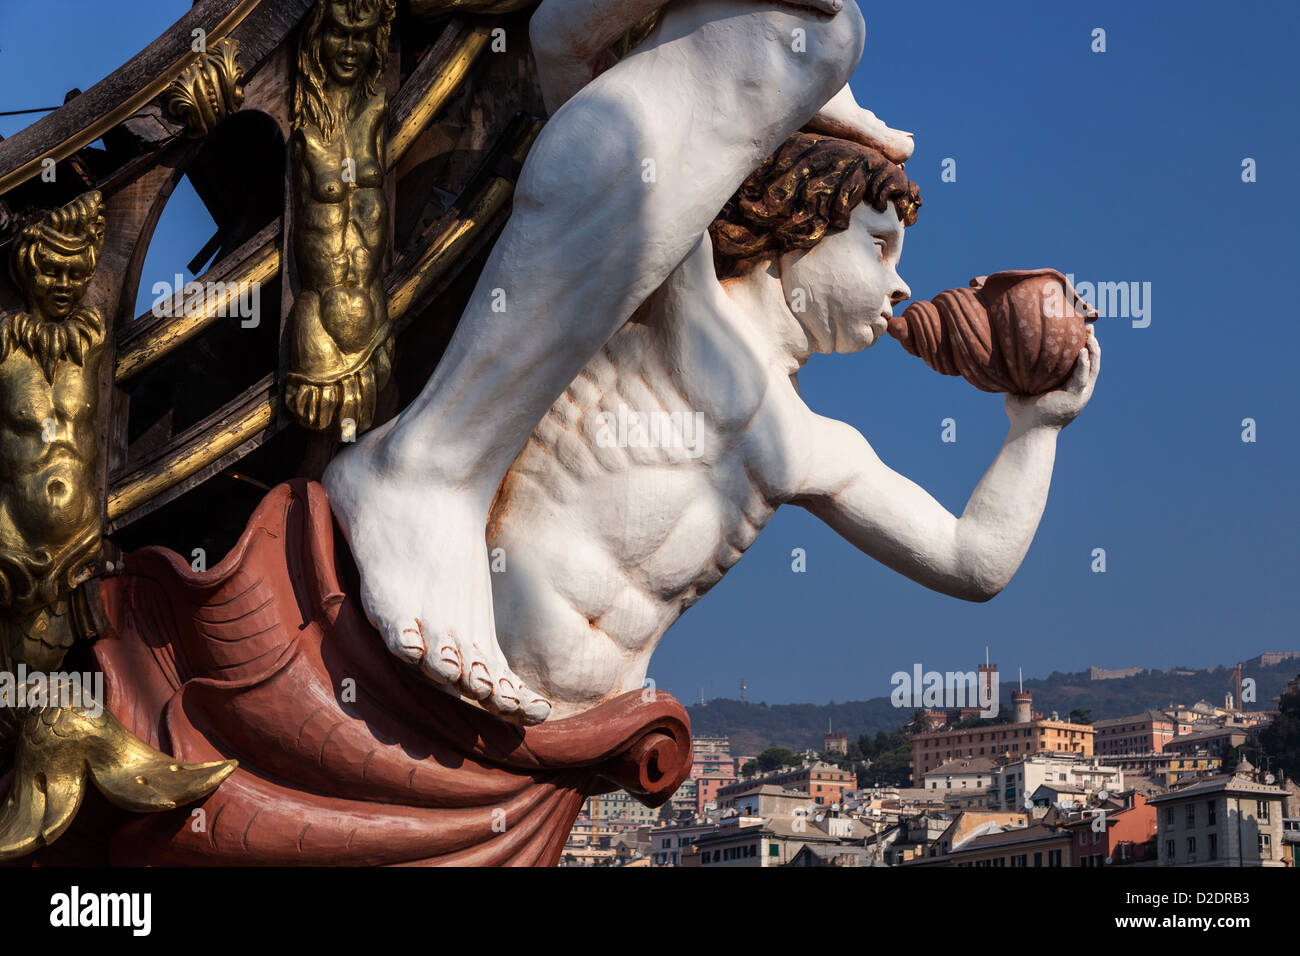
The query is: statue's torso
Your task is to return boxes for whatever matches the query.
[488,273,795,716]
[0,338,101,553]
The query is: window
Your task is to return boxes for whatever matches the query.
[1259,834,1272,859]
[1187,837,1196,862]
[1033,852,1043,867]
[1258,800,1271,822]
[768,843,779,857]
[1048,850,1062,867]
[1011,854,1027,867]
[1207,801,1216,825]
[1208,834,1217,860]
[1165,840,1176,863]
[1165,807,1175,827]
[1186,804,1196,827]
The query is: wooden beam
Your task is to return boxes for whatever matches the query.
[387,116,541,324]
[115,236,281,382]
[107,376,276,523]
[0,0,266,196]
[387,17,494,169]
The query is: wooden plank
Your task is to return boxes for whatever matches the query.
[115,231,282,382]
[387,17,492,169]
[387,115,540,326]
[107,375,277,524]
[0,0,264,195]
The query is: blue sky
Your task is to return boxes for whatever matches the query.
[2,1,1297,708]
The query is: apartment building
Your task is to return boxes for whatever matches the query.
[1148,770,1289,866]
[1092,710,1178,756]
[910,692,1094,783]
[1060,791,1157,866]
[717,761,855,808]
[993,754,1123,812]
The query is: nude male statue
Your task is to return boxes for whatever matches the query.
[323,0,1101,723]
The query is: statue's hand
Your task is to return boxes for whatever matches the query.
[1005,326,1101,430]
[778,0,848,13]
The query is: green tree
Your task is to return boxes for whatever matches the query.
[756,747,798,773]
[1260,677,1300,778]
[1069,708,1093,725]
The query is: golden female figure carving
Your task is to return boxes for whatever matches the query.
[286,0,396,434]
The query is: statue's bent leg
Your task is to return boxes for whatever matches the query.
[324,0,865,722]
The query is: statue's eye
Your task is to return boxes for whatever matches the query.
[873,238,888,261]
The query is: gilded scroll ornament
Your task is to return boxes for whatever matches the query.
[285,0,397,434]
[0,192,234,861]
[164,36,247,138]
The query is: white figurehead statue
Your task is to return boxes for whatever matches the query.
[323,0,1100,723]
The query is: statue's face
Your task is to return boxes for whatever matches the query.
[779,202,910,354]
[29,247,92,320]
[321,5,378,86]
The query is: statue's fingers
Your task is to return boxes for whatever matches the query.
[784,0,844,16]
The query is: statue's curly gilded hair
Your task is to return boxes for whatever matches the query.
[293,0,395,142]
[709,132,921,280]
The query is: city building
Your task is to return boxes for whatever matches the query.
[947,823,1074,867]
[910,691,1094,784]
[1060,791,1157,866]
[824,731,849,755]
[694,772,737,813]
[650,817,716,867]
[1107,752,1220,786]
[690,736,735,778]
[992,754,1123,812]
[690,807,867,867]
[1164,725,1250,759]
[902,811,1070,867]
[586,790,661,827]
[1148,764,1290,866]
[922,756,997,796]
[717,761,855,808]
[1092,710,1178,756]
[668,777,697,817]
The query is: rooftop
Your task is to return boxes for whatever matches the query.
[1146,774,1289,804]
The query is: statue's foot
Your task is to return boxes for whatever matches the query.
[323,441,552,724]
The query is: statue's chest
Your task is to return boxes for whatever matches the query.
[0,352,97,434]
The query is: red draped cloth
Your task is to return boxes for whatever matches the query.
[22,479,691,866]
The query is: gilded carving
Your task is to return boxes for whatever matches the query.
[0,191,107,676]
[164,36,247,138]
[0,193,234,861]
[285,0,397,434]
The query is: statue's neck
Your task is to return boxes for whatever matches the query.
[716,260,822,374]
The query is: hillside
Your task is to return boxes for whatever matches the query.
[685,654,1300,756]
